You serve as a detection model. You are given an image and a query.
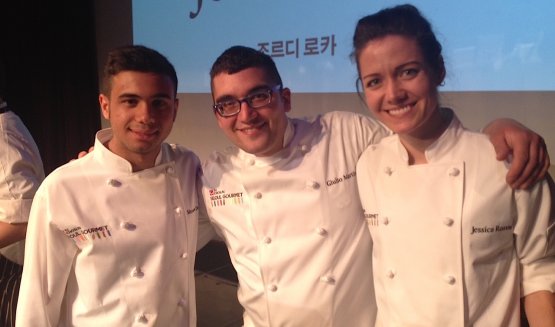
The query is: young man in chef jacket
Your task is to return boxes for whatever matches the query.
[200,45,551,327]
[15,45,213,326]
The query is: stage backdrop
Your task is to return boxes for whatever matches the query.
[96,0,555,162]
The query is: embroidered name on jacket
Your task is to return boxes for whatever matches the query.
[209,188,244,207]
[63,225,112,242]
[326,171,356,187]
[470,224,513,235]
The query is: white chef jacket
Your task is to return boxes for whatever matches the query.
[202,111,388,327]
[0,108,44,265]
[16,128,212,327]
[356,113,555,327]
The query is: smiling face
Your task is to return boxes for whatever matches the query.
[358,34,443,139]
[212,67,291,157]
[99,71,178,169]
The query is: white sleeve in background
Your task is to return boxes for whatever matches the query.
[0,111,44,224]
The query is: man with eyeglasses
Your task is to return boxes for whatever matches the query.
[201,45,550,327]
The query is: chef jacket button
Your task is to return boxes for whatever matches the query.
[247,158,255,166]
[384,167,393,176]
[382,217,390,225]
[131,267,144,278]
[180,252,188,259]
[443,217,454,226]
[449,168,460,177]
[166,166,175,174]
[120,222,136,231]
[386,270,395,279]
[299,144,310,153]
[254,192,262,199]
[316,227,328,236]
[175,207,183,216]
[107,179,121,187]
[444,275,456,285]
[262,237,272,244]
[320,276,335,284]
[268,284,278,292]
[136,314,148,323]
[307,181,320,189]
[178,297,187,307]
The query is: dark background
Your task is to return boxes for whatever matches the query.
[1,1,106,174]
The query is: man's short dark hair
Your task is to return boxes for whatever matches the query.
[210,46,283,88]
[102,45,178,96]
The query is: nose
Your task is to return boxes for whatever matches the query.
[137,102,155,124]
[236,100,257,121]
[385,79,407,104]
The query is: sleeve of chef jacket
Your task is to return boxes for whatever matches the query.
[16,186,77,327]
[0,117,44,224]
[338,111,390,154]
[516,174,555,296]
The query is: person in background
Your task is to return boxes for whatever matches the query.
[0,90,45,327]
[16,45,213,326]
[353,4,555,326]
[200,45,550,326]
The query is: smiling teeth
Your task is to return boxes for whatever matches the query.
[388,106,411,116]
[239,122,264,132]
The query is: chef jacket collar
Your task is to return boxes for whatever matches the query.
[424,110,462,162]
[237,118,295,166]
[93,128,164,172]
[393,108,461,164]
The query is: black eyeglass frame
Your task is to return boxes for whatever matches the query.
[212,85,283,117]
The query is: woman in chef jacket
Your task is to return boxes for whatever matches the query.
[352,4,555,327]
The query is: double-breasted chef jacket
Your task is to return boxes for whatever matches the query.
[202,111,389,327]
[356,113,555,327]
[0,108,44,265]
[16,129,213,327]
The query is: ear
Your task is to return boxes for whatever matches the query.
[280,87,292,113]
[99,94,110,120]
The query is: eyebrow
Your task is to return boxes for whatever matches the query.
[118,93,173,100]
[394,61,423,72]
[215,84,272,103]
[361,72,379,82]
[361,60,423,81]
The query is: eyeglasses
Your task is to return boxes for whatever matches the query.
[213,85,282,117]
